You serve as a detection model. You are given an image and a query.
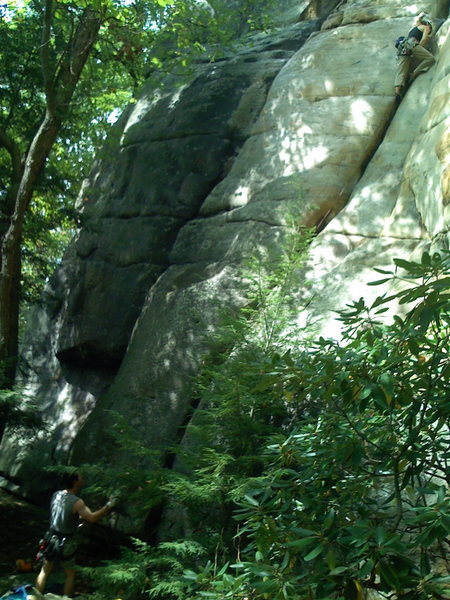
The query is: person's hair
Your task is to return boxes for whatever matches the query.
[61,470,81,489]
[416,12,433,31]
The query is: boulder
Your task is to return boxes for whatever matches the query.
[73,1,449,505]
[0,2,449,533]
[0,16,323,494]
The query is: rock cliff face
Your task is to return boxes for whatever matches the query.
[1,0,449,528]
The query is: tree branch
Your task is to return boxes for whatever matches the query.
[40,0,56,113]
[54,7,102,112]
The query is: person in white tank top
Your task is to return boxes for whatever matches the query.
[36,471,113,597]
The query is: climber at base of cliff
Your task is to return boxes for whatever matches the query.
[35,471,113,597]
[394,12,435,103]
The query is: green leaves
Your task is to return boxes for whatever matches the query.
[183,251,450,600]
[304,543,325,562]
[77,251,450,600]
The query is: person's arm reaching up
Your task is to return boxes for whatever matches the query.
[74,498,111,523]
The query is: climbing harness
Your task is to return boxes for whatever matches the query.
[395,36,418,57]
[36,529,74,562]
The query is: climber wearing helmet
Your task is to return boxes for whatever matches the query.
[394,12,435,103]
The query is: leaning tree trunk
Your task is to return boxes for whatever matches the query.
[0,3,101,443]
[0,112,61,380]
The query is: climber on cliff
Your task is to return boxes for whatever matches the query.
[394,12,435,103]
[36,471,113,597]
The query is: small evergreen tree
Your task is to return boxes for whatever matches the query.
[81,223,314,599]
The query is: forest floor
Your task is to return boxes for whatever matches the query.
[0,488,47,586]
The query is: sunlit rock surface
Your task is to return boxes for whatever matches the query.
[298,11,450,338]
[1,0,449,531]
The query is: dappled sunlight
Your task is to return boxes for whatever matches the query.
[273,117,331,176]
[404,5,421,17]
[360,178,393,202]
[218,93,387,218]
[169,391,179,410]
[122,81,189,137]
[436,26,450,51]
[92,264,256,453]
[168,85,187,110]
[222,86,391,217]
[53,383,97,452]
[350,99,374,134]
[307,236,353,281]
[279,133,329,172]
[231,184,252,207]
[331,173,403,235]
[299,52,315,70]
[2,0,448,542]
[302,144,329,170]
[411,145,429,168]
[295,243,410,342]
[123,96,154,134]
[324,79,335,94]
[296,124,313,136]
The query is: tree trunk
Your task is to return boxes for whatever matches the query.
[0,5,102,442]
[0,112,60,379]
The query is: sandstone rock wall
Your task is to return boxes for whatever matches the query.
[1,0,449,530]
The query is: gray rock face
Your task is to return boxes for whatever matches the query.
[53,20,322,371]
[1,0,449,530]
[1,11,324,491]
